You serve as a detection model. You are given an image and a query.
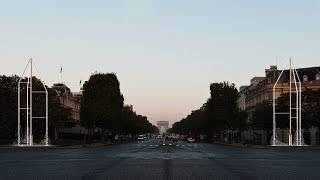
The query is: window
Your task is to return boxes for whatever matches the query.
[303,75,308,82]
[316,74,320,80]
[266,92,273,101]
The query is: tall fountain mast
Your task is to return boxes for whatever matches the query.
[289,58,292,146]
[30,58,33,145]
[288,59,293,146]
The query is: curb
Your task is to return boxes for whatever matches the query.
[212,142,320,150]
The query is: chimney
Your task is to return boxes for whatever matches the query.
[265,65,277,76]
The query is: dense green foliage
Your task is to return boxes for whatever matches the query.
[0,75,72,144]
[251,89,320,130]
[80,73,158,141]
[80,73,124,132]
[169,82,246,137]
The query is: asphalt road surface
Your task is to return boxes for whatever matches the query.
[1,139,320,180]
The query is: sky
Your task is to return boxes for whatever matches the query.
[1,1,320,126]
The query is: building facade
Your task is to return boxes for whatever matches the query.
[52,83,81,122]
[239,65,320,123]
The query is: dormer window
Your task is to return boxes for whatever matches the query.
[316,74,320,80]
[303,75,308,82]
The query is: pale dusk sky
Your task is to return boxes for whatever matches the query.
[1,1,319,125]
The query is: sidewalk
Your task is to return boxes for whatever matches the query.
[212,141,320,150]
[0,140,133,150]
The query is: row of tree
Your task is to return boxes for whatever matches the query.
[169,80,320,138]
[0,73,158,144]
[168,82,247,138]
[80,73,158,142]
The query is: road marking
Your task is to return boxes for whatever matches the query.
[176,145,180,147]
[182,145,186,147]
[149,145,153,147]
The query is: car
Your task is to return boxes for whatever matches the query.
[187,137,195,143]
[171,136,179,141]
[160,138,175,146]
[138,135,144,141]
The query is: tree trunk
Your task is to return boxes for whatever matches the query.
[101,128,107,143]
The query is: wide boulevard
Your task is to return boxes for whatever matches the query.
[0,139,320,180]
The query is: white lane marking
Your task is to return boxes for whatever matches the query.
[1,159,96,163]
[149,145,153,147]
[182,145,186,147]
[176,145,180,147]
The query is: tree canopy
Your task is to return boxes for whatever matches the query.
[0,75,72,144]
[80,73,158,139]
[170,82,246,137]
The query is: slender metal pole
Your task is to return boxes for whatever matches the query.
[292,67,299,145]
[17,80,21,145]
[26,77,30,145]
[299,81,302,145]
[30,59,33,145]
[272,68,286,146]
[293,65,302,145]
[273,86,276,146]
[46,90,49,146]
[289,59,292,146]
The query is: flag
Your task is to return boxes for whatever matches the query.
[79,80,82,85]
[60,65,63,74]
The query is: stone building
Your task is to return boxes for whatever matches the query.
[52,83,81,122]
[239,65,320,123]
[51,83,88,138]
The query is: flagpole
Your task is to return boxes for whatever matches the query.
[60,65,63,83]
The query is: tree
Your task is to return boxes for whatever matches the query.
[301,89,320,128]
[0,75,19,143]
[80,73,124,142]
[251,102,273,131]
[207,82,239,132]
[170,81,244,139]
[275,89,320,130]
[0,75,72,144]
